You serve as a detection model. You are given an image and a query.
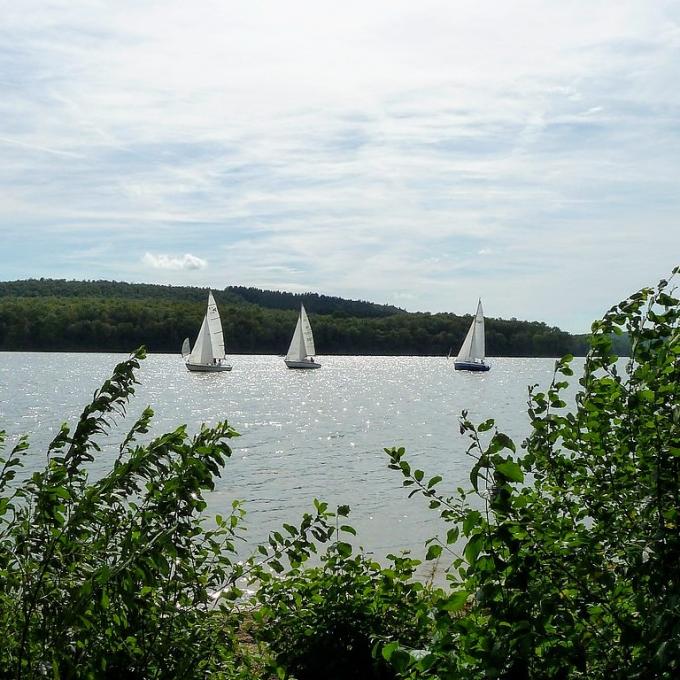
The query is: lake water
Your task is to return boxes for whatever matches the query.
[0,352,577,569]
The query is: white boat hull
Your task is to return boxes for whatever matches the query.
[284,359,321,369]
[186,362,232,372]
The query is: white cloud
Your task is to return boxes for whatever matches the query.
[142,252,207,271]
[1,1,679,331]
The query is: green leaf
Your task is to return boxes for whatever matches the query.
[464,533,484,564]
[495,460,524,483]
[470,455,489,493]
[389,649,412,673]
[446,527,459,544]
[440,590,468,612]
[426,544,443,560]
[336,541,353,557]
[382,641,399,661]
[427,475,443,489]
[49,486,71,500]
[491,432,516,453]
[463,510,482,535]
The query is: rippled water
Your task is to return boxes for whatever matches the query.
[0,352,576,564]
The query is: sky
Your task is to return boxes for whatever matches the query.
[1,0,679,332]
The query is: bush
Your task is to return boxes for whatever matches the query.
[384,267,680,678]
[2,267,677,679]
[0,348,331,679]
[252,526,435,680]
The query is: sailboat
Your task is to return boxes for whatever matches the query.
[454,299,490,372]
[284,304,321,369]
[182,291,232,372]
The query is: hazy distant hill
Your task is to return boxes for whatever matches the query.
[0,278,583,357]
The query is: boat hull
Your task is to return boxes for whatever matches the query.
[284,359,321,369]
[454,360,490,372]
[186,362,232,372]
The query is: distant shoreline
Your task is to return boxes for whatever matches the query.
[0,348,591,358]
[1,278,628,357]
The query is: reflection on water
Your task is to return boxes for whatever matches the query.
[0,352,575,562]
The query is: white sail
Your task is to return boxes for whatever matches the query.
[206,291,226,359]
[188,316,213,364]
[456,299,485,362]
[299,304,316,356]
[184,290,232,371]
[286,304,316,361]
[286,315,304,361]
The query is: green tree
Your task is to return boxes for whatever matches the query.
[0,278,582,356]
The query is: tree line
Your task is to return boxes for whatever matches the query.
[0,279,402,317]
[0,278,606,356]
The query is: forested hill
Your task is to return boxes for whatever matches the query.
[0,279,402,318]
[0,278,590,356]
[227,286,403,317]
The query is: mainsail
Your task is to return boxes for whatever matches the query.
[206,291,226,359]
[300,304,316,356]
[456,299,485,362]
[286,304,315,361]
[186,291,226,365]
[183,290,231,372]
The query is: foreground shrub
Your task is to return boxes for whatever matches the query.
[384,267,680,678]
[0,348,331,679]
[2,268,677,679]
[252,531,434,680]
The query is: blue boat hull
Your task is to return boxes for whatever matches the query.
[454,361,490,372]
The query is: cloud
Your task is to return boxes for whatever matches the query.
[1,1,680,331]
[142,252,207,271]
[0,136,86,158]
